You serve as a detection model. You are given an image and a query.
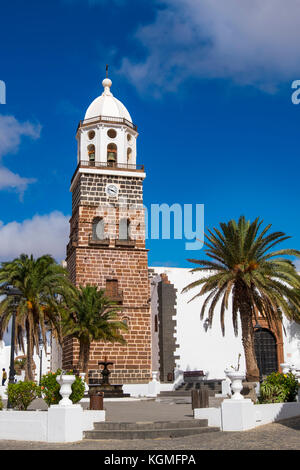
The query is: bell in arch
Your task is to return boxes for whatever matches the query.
[88,144,95,164]
[107,144,117,166]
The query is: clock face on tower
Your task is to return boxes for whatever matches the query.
[105,183,119,198]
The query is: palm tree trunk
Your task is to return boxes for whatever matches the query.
[240,311,260,381]
[239,303,260,382]
[83,342,91,381]
[25,322,34,381]
[78,341,85,373]
[235,282,260,382]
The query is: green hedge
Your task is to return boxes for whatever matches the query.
[259,372,298,404]
[7,381,41,410]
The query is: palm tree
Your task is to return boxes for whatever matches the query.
[0,254,73,381]
[182,216,300,382]
[60,284,128,378]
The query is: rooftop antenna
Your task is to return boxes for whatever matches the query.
[106,64,109,78]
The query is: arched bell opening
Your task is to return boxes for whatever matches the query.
[127,147,133,164]
[87,144,95,164]
[107,143,117,167]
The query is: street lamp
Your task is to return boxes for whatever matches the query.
[39,335,43,385]
[3,286,22,408]
[254,321,263,383]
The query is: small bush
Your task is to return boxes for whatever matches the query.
[7,381,41,410]
[259,372,298,404]
[40,369,85,406]
[0,396,3,410]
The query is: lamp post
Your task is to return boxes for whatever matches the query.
[3,286,22,408]
[39,336,43,385]
[254,321,263,383]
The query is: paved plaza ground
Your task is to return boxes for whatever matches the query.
[0,399,300,451]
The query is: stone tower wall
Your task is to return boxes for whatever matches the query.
[63,170,152,384]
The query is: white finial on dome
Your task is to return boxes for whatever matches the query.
[102,77,112,96]
[102,64,112,95]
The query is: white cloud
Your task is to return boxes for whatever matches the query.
[0,114,41,195]
[119,0,300,94]
[294,259,300,272]
[0,167,36,199]
[0,211,70,263]
[0,115,41,157]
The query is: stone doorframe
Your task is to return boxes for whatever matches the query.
[253,316,284,373]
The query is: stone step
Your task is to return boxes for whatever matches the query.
[158,390,215,397]
[208,397,225,407]
[155,396,225,407]
[158,391,193,396]
[175,381,222,394]
[84,424,219,440]
[93,420,207,430]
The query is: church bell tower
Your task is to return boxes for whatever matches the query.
[63,76,152,385]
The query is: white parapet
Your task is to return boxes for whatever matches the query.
[0,407,106,442]
[0,372,106,443]
[82,409,105,430]
[194,407,221,428]
[255,402,300,426]
[0,411,48,441]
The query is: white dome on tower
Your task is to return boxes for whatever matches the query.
[84,78,132,123]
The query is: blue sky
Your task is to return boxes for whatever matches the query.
[1,0,300,268]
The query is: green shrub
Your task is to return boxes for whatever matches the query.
[40,369,85,406]
[259,372,298,404]
[0,396,3,410]
[7,381,41,410]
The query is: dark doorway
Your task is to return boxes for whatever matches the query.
[254,328,278,377]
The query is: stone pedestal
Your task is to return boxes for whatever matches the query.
[221,399,255,431]
[47,405,83,442]
[147,371,160,397]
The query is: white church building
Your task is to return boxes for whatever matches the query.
[1,75,300,395]
[150,267,300,383]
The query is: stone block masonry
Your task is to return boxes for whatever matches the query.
[63,170,152,385]
[71,173,144,210]
[64,246,152,384]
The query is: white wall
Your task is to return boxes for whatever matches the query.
[195,400,300,431]
[79,124,137,166]
[282,317,300,369]
[0,339,51,383]
[150,274,160,372]
[150,267,300,380]
[0,408,105,442]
